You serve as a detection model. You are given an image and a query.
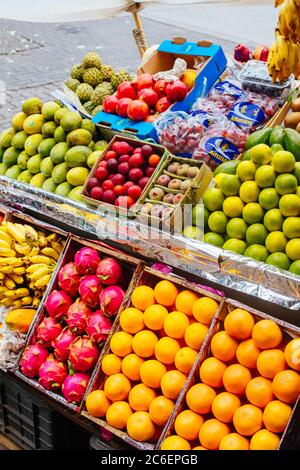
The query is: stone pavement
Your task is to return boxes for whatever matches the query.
[0,13,237,129]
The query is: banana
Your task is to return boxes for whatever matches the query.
[33,273,52,289]
[26,263,50,274]
[0,266,15,274]
[0,298,13,308]
[0,286,8,295]
[275,0,285,6]
[27,246,40,257]
[8,273,24,285]
[41,247,60,261]
[33,290,43,298]
[14,243,32,255]
[0,273,4,281]
[27,265,53,282]
[0,239,12,250]
[11,300,22,309]
[20,296,33,306]
[47,233,58,243]
[5,287,30,299]
[26,255,53,265]
[32,296,40,308]
[51,241,64,253]
[13,266,26,275]
[0,257,24,267]
[37,231,48,248]
[5,222,26,244]
[4,276,16,290]
[24,224,39,243]
[0,247,16,258]
[0,231,12,246]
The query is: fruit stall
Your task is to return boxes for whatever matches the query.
[1,32,300,452]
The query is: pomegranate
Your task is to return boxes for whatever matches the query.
[166,81,189,102]
[154,79,167,97]
[127,100,149,121]
[137,88,159,108]
[155,97,172,113]
[103,95,119,114]
[136,73,154,91]
[116,98,132,118]
[117,81,136,100]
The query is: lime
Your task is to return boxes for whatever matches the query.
[272,151,296,173]
[265,231,287,253]
[236,161,257,181]
[271,143,284,155]
[203,188,225,212]
[55,182,73,197]
[239,181,260,203]
[192,205,209,228]
[220,174,241,196]
[94,140,108,151]
[275,174,297,195]
[264,209,283,232]
[5,165,21,180]
[40,156,54,177]
[279,194,300,217]
[214,173,226,188]
[250,144,272,166]
[282,217,300,239]
[66,167,89,186]
[285,239,300,261]
[42,177,57,193]
[242,203,264,224]
[0,163,8,175]
[255,165,276,188]
[244,244,269,262]
[226,218,248,239]
[30,173,47,188]
[87,150,102,169]
[246,224,268,245]
[68,186,85,203]
[208,211,228,234]
[3,147,20,167]
[204,232,224,248]
[27,154,42,174]
[289,260,300,275]
[52,162,68,184]
[223,196,244,218]
[259,188,279,210]
[223,238,247,255]
[183,225,203,240]
[293,162,300,184]
[17,170,32,184]
[266,252,290,271]
[242,149,252,161]
[17,151,30,170]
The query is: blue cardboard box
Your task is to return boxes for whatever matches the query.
[92,38,227,141]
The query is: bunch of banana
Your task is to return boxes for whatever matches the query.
[277,0,300,42]
[267,33,300,82]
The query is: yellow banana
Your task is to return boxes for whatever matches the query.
[41,247,60,261]
[14,243,32,255]
[5,288,30,299]
[4,276,16,290]
[0,286,8,295]
[29,282,35,290]
[0,266,15,274]
[24,224,39,243]
[11,300,23,309]
[0,298,13,307]
[0,257,24,267]
[26,255,53,265]
[34,273,52,289]
[0,231,12,246]
[5,222,26,244]
[32,297,40,308]
[13,266,26,275]
[26,263,49,274]
[33,290,43,298]
[47,233,58,243]
[20,296,33,306]
[37,232,48,248]
[0,239,12,250]
[0,273,4,281]
[8,273,24,284]
[27,246,40,257]
[51,241,64,253]
[27,266,53,282]
[0,247,16,258]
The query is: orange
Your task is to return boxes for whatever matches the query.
[154,280,178,307]
[184,322,208,350]
[256,349,286,379]
[164,311,189,339]
[106,401,132,429]
[272,369,300,403]
[149,154,160,167]
[128,384,156,411]
[250,429,280,450]
[86,390,111,418]
[219,433,249,450]
[143,304,168,330]
[211,331,238,362]
[236,339,261,369]
[102,354,122,376]
[161,435,191,450]
[110,331,133,357]
[120,308,144,334]
[211,392,241,423]
[198,419,230,450]
[161,370,187,400]
[131,285,155,311]
[126,411,156,442]
[233,404,263,436]
[186,383,216,414]
[132,330,158,358]
[149,395,174,426]
[224,308,255,340]
[199,357,227,388]
[175,290,199,316]
[245,377,274,408]
[192,297,219,325]
[193,446,207,450]
[154,337,180,364]
[263,400,292,433]
[140,360,167,388]
[104,373,131,402]
[223,364,251,395]
[174,410,204,441]
[284,338,300,371]
[175,347,198,374]
[121,354,144,381]
[252,319,283,350]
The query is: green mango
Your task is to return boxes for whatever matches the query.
[242,149,252,161]
[271,143,284,155]
[283,128,300,161]
[245,128,271,150]
[269,125,284,146]
[214,160,239,176]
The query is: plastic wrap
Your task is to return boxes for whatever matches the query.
[0,307,26,372]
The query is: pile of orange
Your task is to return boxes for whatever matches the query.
[85,279,220,443]
[161,309,300,451]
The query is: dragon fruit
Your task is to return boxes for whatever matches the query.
[86,310,112,343]
[20,344,48,378]
[234,43,251,62]
[45,290,72,320]
[36,317,62,346]
[66,298,92,335]
[78,275,102,307]
[69,336,99,372]
[96,257,123,285]
[99,285,125,317]
[74,247,100,275]
[62,373,90,404]
[38,354,68,391]
[58,262,81,296]
[52,328,75,361]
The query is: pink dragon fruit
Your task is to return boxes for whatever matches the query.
[66,298,92,335]
[38,354,68,391]
[62,373,90,404]
[69,336,99,372]
[36,317,62,346]
[74,247,100,275]
[99,285,125,317]
[58,262,81,296]
[52,328,75,361]
[45,290,72,320]
[78,275,102,307]
[96,257,123,285]
[86,310,112,343]
[20,344,48,378]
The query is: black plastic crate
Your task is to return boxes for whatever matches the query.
[0,371,90,450]
[90,435,131,451]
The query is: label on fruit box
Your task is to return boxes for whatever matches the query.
[204,137,240,164]
[228,101,265,128]
[212,81,246,99]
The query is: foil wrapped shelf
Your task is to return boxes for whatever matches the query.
[0,176,299,310]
